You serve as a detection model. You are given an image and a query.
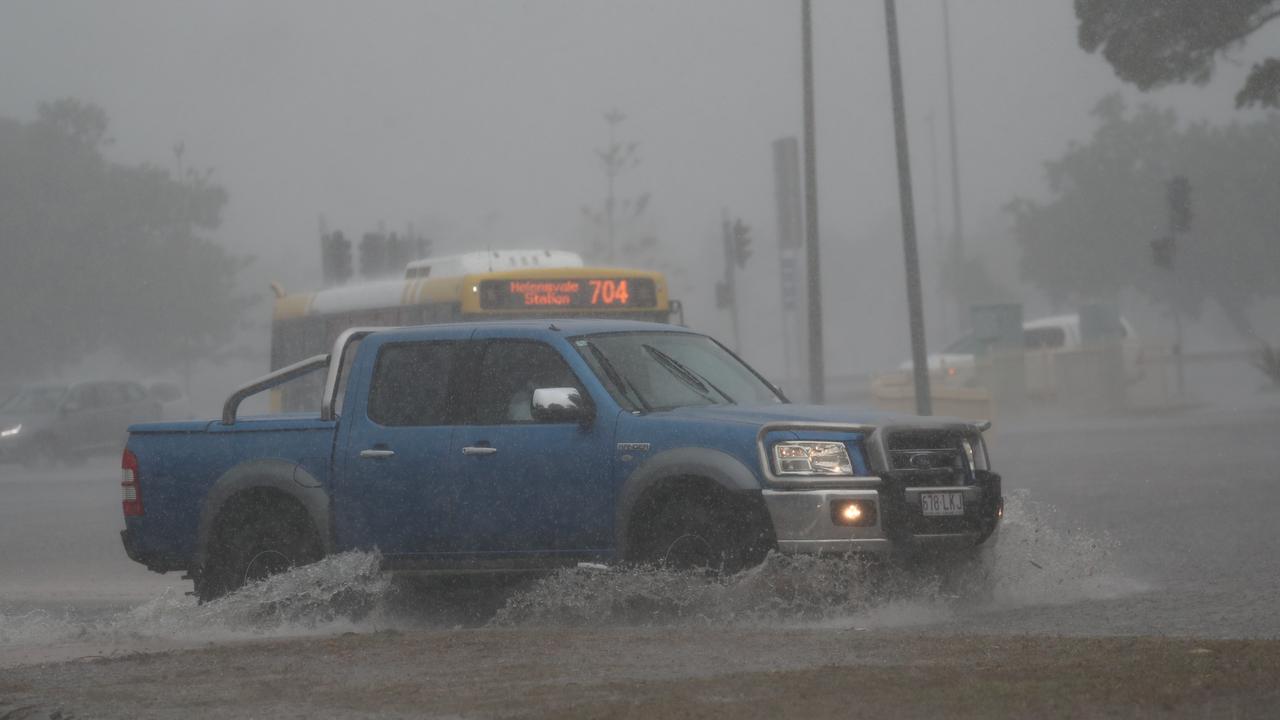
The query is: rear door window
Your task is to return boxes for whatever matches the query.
[367,341,458,426]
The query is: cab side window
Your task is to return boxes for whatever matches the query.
[470,341,582,425]
[367,341,458,426]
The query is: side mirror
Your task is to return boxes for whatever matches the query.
[531,387,590,424]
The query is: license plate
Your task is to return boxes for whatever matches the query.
[920,492,964,516]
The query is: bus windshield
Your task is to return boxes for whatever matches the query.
[572,331,784,412]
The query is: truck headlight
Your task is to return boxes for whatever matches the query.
[773,441,853,476]
[0,424,20,438]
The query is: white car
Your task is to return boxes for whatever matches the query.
[899,314,1143,396]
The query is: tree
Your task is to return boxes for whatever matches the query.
[0,99,252,379]
[1011,95,1280,338]
[1076,0,1280,108]
[581,109,650,264]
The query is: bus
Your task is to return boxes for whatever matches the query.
[269,249,679,411]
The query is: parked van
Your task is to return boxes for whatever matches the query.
[899,314,1143,397]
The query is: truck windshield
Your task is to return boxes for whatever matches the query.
[572,331,784,412]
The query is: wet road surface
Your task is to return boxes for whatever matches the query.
[1,402,1278,715]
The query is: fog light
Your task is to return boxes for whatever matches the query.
[831,500,877,527]
[997,496,1005,520]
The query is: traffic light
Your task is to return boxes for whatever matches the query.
[732,219,751,268]
[320,231,353,286]
[1167,176,1192,234]
[1151,235,1175,269]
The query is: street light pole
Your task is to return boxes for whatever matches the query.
[884,0,933,415]
[801,0,825,404]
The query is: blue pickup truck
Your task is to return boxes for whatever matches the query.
[119,320,1002,601]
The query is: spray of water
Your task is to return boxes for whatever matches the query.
[0,490,1145,654]
[987,489,1147,605]
[492,489,1144,629]
[0,551,393,649]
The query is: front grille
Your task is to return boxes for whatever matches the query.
[885,430,974,486]
[878,469,1001,541]
[876,426,1001,542]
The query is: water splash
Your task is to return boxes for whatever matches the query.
[492,553,948,628]
[987,489,1147,605]
[0,551,393,649]
[493,489,1143,629]
[1,492,1145,652]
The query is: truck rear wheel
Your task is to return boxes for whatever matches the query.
[197,504,322,603]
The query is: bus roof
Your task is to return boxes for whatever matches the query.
[405,249,583,278]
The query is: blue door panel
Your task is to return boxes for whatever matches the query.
[451,423,614,552]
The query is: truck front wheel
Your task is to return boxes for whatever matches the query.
[631,482,773,574]
[197,501,322,603]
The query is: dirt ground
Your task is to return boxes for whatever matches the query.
[3,628,1280,719]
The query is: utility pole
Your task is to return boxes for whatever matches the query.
[942,0,964,259]
[801,0,825,403]
[1163,176,1192,397]
[173,141,192,402]
[926,111,946,335]
[884,0,933,415]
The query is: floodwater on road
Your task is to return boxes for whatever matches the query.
[1,401,1278,671]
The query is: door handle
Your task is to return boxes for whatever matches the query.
[461,446,498,456]
[359,448,396,459]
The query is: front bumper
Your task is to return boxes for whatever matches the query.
[762,471,1002,554]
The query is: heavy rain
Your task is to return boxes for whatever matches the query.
[3,2,1280,717]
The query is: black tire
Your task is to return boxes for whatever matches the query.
[638,489,771,574]
[197,506,323,603]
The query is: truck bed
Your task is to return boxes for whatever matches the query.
[124,415,338,571]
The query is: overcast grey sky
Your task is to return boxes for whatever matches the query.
[2,1,1271,375]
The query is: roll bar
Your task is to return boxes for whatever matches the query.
[319,327,388,421]
[221,353,330,425]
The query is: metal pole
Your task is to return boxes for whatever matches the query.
[723,210,741,351]
[926,111,944,336]
[884,0,932,415]
[801,0,825,404]
[942,0,964,258]
[174,142,193,402]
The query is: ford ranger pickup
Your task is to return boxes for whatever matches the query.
[119,320,1002,600]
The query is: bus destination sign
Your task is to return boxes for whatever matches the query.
[479,277,656,310]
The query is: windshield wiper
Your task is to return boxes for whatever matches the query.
[585,342,652,412]
[641,344,736,404]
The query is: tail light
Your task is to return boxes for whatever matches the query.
[121,449,144,516]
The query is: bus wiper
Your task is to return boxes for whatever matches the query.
[641,344,736,404]
[586,342,652,412]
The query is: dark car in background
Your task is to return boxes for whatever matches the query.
[0,381,161,467]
